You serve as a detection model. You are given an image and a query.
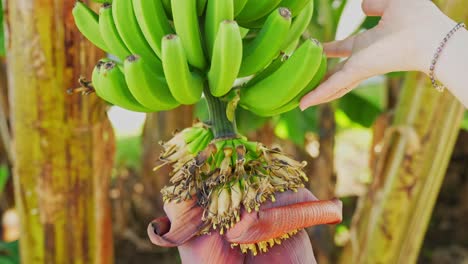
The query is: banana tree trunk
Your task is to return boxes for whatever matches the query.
[7,1,114,263]
[339,2,467,262]
[141,106,193,218]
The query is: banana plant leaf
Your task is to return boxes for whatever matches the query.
[338,81,387,128]
[276,107,318,146]
[461,111,468,130]
[0,240,19,264]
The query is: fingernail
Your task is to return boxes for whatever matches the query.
[299,101,314,111]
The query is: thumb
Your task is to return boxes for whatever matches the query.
[362,0,390,16]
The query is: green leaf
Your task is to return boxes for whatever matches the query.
[331,0,348,28]
[0,240,19,264]
[116,136,141,169]
[338,81,387,127]
[352,81,387,110]
[360,16,381,30]
[0,165,9,195]
[236,108,268,135]
[275,107,318,146]
[461,111,468,131]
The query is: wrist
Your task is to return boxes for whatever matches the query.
[414,3,458,74]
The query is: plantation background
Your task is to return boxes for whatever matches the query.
[0,0,467,263]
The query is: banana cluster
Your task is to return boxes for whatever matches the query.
[156,124,308,235]
[73,0,325,116]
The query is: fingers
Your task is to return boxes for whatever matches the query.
[321,81,361,104]
[323,36,356,58]
[324,26,382,58]
[300,66,361,110]
[362,0,389,16]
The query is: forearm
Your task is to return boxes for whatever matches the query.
[434,28,468,108]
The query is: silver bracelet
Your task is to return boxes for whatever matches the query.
[429,22,466,92]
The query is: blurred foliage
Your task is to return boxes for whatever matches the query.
[116,136,142,170]
[275,108,318,145]
[461,112,468,130]
[236,108,268,135]
[0,165,8,195]
[0,240,19,264]
[338,81,387,128]
[360,16,381,30]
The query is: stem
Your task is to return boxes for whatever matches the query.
[204,85,237,139]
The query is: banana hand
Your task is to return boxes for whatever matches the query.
[112,0,160,68]
[99,4,131,60]
[240,39,323,112]
[73,2,108,52]
[280,1,314,51]
[239,8,292,77]
[133,0,174,58]
[124,55,180,111]
[95,61,152,112]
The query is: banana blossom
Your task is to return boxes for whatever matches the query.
[148,188,342,263]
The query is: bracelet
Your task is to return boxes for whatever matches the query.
[429,22,466,92]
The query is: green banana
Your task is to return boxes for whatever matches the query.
[205,0,234,57]
[197,0,208,16]
[162,34,204,105]
[72,1,108,52]
[124,55,180,111]
[245,54,287,87]
[184,127,205,143]
[208,21,243,97]
[234,0,248,16]
[238,8,292,77]
[92,59,110,99]
[162,0,173,17]
[256,54,327,117]
[279,0,310,17]
[133,0,174,59]
[171,0,206,69]
[249,54,325,116]
[280,1,314,51]
[188,129,212,154]
[96,61,152,112]
[99,4,130,60]
[235,0,282,23]
[112,0,159,64]
[240,39,323,111]
[239,27,250,38]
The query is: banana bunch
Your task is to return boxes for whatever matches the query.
[73,0,325,116]
[157,126,308,236]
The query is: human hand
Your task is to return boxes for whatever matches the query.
[300,0,457,109]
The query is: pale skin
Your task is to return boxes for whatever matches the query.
[300,0,468,109]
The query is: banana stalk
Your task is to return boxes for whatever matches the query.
[339,27,466,264]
